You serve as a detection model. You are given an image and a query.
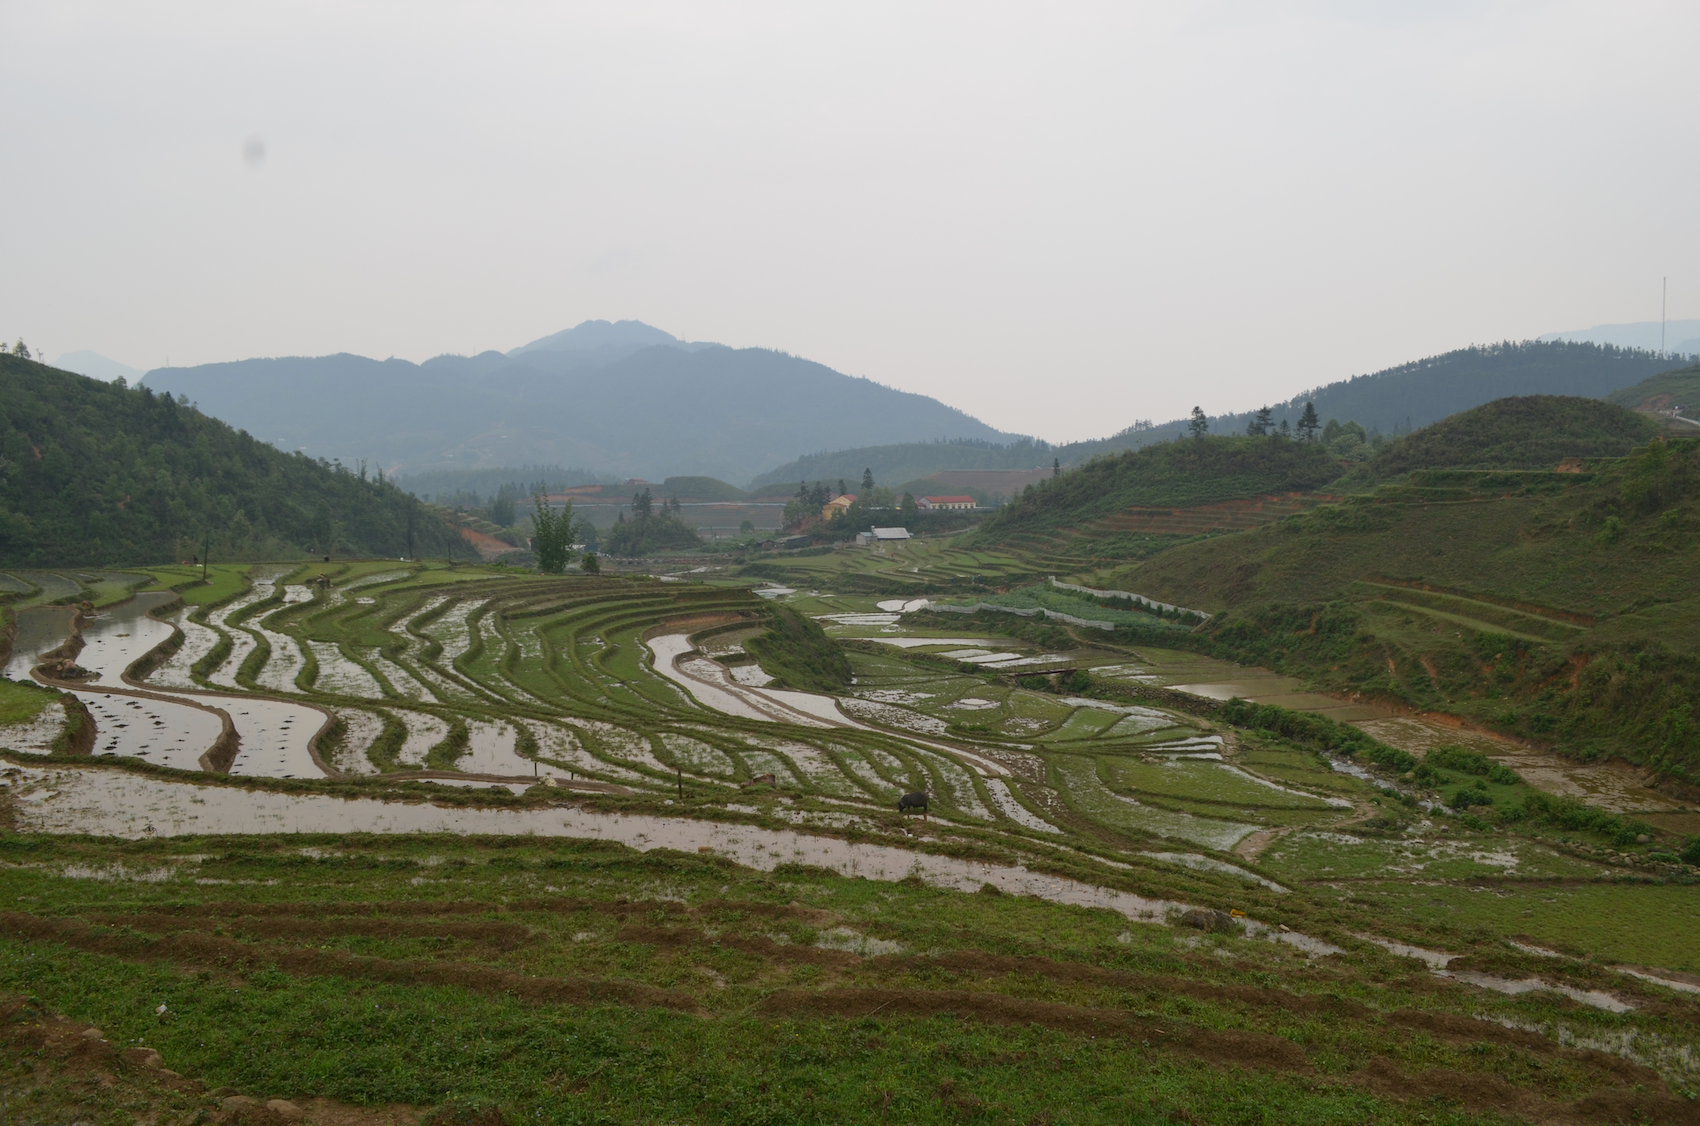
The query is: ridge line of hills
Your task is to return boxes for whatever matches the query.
[133,319,1024,487]
[747,340,1695,492]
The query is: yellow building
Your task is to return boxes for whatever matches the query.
[822,494,856,520]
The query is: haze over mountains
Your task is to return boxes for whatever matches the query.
[51,319,1696,494]
[135,321,1022,485]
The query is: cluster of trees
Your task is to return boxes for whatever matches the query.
[524,495,600,573]
[1187,399,1381,462]
[602,487,703,556]
[782,467,961,536]
[0,354,465,566]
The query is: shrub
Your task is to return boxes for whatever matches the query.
[1520,790,1652,845]
[1426,744,1522,785]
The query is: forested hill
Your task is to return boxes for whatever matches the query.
[752,341,1682,490]
[0,355,466,566]
[970,436,1344,541]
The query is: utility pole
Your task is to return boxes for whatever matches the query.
[1662,277,1667,355]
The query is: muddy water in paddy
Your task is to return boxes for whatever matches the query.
[3,605,76,679]
[41,591,332,780]
[73,593,181,679]
[52,595,227,770]
[148,611,223,689]
[7,764,1192,925]
[456,720,575,780]
[79,691,223,770]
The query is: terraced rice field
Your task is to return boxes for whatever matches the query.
[4,560,1700,1122]
[0,563,1373,869]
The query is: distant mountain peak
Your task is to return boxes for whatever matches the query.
[508,319,686,357]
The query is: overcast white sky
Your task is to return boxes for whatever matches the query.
[3,1,1696,441]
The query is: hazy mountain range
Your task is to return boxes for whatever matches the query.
[53,318,1699,492]
[1539,318,1700,355]
[128,321,1021,483]
[748,339,1690,491]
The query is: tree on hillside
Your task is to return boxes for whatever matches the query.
[530,494,578,574]
[1279,418,1291,439]
[1297,401,1320,442]
[1053,457,1060,476]
[1188,407,1209,439]
[900,493,919,521]
[488,483,517,526]
[862,467,874,491]
[633,488,654,519]
[1246,405,1273,437]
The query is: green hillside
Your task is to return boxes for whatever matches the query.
[1105,436,1700,780]
[1607,360,1700,414]
[1337,394,1659,485]
[0,355,466,566]
[658,475,748,501]
[972,435,1344,541]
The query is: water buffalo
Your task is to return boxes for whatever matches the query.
[898,791,930,818]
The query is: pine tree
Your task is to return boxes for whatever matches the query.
[1053,457,1060,477]
[862,467,874,491]
[1188,406,1209,439]
[1297,401,1320,442]
[1247,405,1273,436]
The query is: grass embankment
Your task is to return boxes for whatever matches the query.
[744,606,852,692]
[0,677,62,725]
[133,564,252,606]
[4,832,1698,1125]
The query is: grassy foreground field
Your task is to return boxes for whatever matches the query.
[5,830,1699,1126]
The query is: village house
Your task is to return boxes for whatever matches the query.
[856,527,913,545]
[916,495,976,511]
[821,493,856,520]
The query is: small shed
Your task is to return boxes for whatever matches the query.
[870,527,911,541]
[917,495,976,511]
